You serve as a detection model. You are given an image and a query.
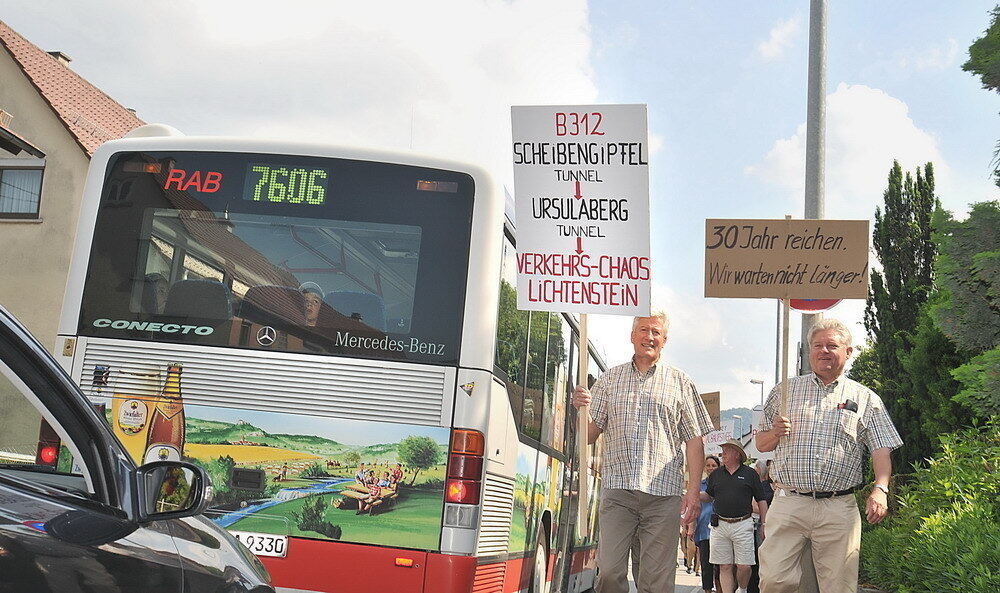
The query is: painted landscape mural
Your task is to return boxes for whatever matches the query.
[182,407,450,551]
[88,361,449,551]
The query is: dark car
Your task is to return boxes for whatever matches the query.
[0,305,274,593]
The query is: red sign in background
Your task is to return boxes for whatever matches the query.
[789,298,841,313]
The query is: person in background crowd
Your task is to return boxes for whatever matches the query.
[702,440,767,593]
[572,310,714,593]
[747,459,774,593]
[756,318,903,593]
[697,455,722,593]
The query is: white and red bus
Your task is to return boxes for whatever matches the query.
[53,125,607,593]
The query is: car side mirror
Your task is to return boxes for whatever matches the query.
[136,461,209,523]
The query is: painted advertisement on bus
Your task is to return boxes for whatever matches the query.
[89,361,449,551]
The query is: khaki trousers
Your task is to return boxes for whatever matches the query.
[596,489,681,593]
[758,490,861,593]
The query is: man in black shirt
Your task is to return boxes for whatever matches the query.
[701,440,768,593]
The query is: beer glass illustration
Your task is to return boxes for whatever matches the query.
[143,363,186,463]
[110,362,161,464]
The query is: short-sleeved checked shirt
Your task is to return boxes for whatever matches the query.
[759,373,903,492]
[590,359,715,497]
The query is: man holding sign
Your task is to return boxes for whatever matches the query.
[572,310,714,593]
[754,319,902,593]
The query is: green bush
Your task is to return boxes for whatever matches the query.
[294,496,341,539]
[302,461,332,478]
[860,420,1000,592]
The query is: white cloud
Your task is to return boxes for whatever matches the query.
[12,0,597,193]
[745,82,952,220]
[757,17,800,61]
[898,38,960,71]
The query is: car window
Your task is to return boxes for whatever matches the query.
[0,360,91,491]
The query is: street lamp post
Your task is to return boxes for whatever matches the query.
[750,379,765,406]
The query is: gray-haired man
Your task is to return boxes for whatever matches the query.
[572,310,714,593]
[755,318,902,593]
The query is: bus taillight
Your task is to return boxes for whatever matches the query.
[446,450,483,480]
[445,479,481,504]
[445,429,484,510]
[450,429,484,456]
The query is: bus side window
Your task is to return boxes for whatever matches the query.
[540,314,570,452]
[521,311,548,441]
[495,238,529,430]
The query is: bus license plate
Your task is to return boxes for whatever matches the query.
[231,531,288,558]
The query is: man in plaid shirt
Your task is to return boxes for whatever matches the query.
[755,318,902,593]
[573,310,714,593]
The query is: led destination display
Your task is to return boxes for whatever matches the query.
[243,163,329,205]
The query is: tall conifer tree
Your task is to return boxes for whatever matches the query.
[860,161,939,470]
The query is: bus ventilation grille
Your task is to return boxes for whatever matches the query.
[78,338,448,426]
[472,562,506,593]
[476,472,514,555]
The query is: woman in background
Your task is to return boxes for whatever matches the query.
[696,455,722,593]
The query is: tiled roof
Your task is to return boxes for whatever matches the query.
[0,20,144,156]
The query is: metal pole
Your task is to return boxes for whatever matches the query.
[798,6,826,590]
[800,0,827,375]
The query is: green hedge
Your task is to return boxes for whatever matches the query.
[860,420,1000,592]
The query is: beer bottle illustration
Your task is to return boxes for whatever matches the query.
[111,363,161,464]
[143,363,186,463]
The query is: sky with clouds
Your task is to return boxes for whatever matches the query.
[4,1,998,411]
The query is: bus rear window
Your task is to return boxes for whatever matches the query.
[77,151,474,365]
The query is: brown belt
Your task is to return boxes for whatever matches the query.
[717,513,752,523]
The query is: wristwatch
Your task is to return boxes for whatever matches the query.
[873,484,889,494]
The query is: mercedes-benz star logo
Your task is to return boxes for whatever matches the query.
[256,326,277,347]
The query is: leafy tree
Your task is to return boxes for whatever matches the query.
[964,6,1000,92]
[344,451,361,467]
[952,349,1000,417]
[847,344,884,394]
[931,201,1000,417]
[862,162,938,470]
[397,435,441,485]
[930,202,1000,352]
[963,6,1000,186]
[895,297,973,464]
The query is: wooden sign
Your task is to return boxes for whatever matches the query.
[704,219,869,299]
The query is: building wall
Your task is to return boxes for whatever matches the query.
[0,51,90,352]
